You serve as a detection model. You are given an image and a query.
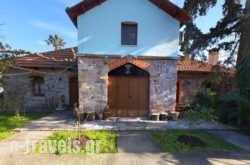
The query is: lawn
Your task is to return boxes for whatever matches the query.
[33,131,117,154]
[151,130,243,153]
[0,112,51,140]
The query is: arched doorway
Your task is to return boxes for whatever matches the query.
[108,63,149,117]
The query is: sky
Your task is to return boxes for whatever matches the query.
[0,0,80,52]
[0,0,224,53]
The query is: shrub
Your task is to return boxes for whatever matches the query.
[195,91,218,108]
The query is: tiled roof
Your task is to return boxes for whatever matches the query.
[15,47,77,68]
[177,59,234,73]
[177,59,213,72]
[66,0,190,27]
[15,47,233,73]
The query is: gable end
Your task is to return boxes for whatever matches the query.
[66,0,190,27]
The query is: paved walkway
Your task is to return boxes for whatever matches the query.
[0,110,250,164]
[208,130,250,152]
[117,131,161,153]
[0,152,250,165]
[14,110,238,131]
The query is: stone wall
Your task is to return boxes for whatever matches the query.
[144,59,177,113]
[177,72,234,104]
[177,73,206,104]
[78,55,177,115]
[3,70,75,112]
[78,56,108,113]
[44,73,70,110]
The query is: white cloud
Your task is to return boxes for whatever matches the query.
[30,20,77,39]
[37,40,47,46]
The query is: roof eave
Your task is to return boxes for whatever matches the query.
[66,0,191,28]
[66,0,107,28]
[149,0,191,24]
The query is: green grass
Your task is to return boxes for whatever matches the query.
[0,112,51,140]
[34,131,117,154]
[151,130,243,153]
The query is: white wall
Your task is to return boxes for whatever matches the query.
[77,0,179,57]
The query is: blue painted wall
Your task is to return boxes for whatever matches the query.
[77,0,179,57]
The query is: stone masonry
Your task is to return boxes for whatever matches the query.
[3,70,74,112]
[78,55,177,115]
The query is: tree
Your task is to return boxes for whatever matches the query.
[0,44,30,117]
[181,0,243,65]
[4,77,29,118]
[234,1,250,126]
[0,21,32,117]
[45,34,66,50]
[0,29,31,115]
[237,0,250,63]
[181,0,250,126]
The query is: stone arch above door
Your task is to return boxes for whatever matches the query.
[100,55,158,79]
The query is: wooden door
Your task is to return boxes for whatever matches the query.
[69,77,79,107]
[176,81,181,104]
[108,63,149,117]
[108,64,149,117]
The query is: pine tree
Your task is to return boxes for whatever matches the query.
[181,0,243,65]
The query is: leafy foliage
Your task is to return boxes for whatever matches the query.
[45,34,66,50]
[183,0,217,18]
[181,0,243,65]
[3,77,29,117]
[183,91,218,128]
[236,50,250,100]
[0,42,30,72]
[215,91,250,126]
[0,41,31,116]
[181,0,250,126]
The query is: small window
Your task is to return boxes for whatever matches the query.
[32,77,44,96]
[121,22,138,45]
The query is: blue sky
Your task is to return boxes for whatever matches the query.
[0,0,80,52]
[0,0,223,53]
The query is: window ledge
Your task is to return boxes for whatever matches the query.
[120,45,138,47]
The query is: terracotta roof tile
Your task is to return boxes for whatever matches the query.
[177,59,234,73]
[177,59,213,72]
[16,47,233,74]
[15,47,77,68]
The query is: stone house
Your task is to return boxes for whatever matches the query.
[176,49,234,105]
[4,47,233,114]
[3,48,78,111]
[66,0,190,117]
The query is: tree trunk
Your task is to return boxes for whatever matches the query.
[237,0,250,63]
[236,1,250,127]
[55,45,59,50]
